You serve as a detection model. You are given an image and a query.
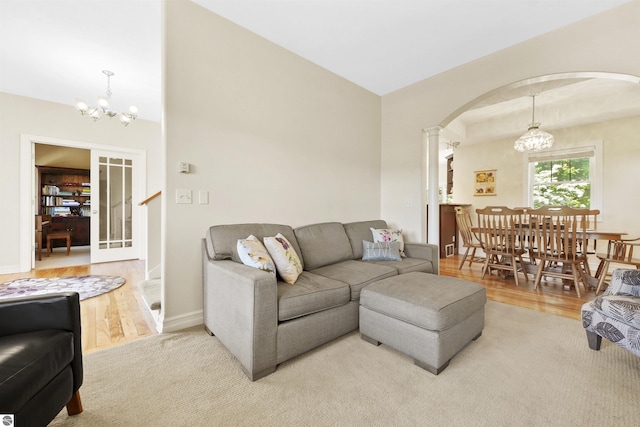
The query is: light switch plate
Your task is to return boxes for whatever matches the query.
[176,189,192,204]
[199,190,209,204]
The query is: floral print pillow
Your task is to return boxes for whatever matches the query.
[237,235,276,274]
[264,233,303,284]
[370,228,406,257]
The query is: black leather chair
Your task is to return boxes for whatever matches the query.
[0,292,83,426]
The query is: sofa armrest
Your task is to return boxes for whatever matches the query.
[0,292,83,391]
[202,240,278,380]
[403,243,439,275]
[605,268,640,297]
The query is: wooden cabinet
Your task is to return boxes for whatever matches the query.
[47,217,90,248]
[38,166,91,248]
[73,217,90,246]
[427,204,470,258]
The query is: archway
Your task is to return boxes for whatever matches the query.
[424,71,640,252]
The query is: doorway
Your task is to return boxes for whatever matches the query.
[35,144,91,269]
[20,134,146,272]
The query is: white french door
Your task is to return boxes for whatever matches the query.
[90,150,141,263]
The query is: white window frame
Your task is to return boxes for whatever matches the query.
[524,140,603,215]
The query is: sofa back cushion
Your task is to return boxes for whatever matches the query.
[343,220,388,259]
[294,222,354,270]
[205,224,303,269]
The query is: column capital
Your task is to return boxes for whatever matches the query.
[423,126,442,137]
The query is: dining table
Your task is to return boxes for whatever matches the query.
[469,225,628,291]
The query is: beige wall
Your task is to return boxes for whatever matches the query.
[162,0,381,329]
[380,2,640,242]
[0,92,161,272]
[35,145,90,169]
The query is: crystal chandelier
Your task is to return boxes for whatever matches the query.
[514,94,554,152]
[75,70,139,126]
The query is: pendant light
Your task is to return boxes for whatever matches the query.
[514,94,554,152]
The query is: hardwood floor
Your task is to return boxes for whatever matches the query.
[441,254,597,321]
[0,260,158,354]
[0,253,598,356]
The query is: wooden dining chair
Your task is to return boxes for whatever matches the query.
[475,206,529,286]
[526,206,591,297]
[454,206,484,269]
[35,215,51,261]
[594,237,640,294]
[579,209,600,257]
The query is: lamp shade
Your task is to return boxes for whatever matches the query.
[514,126,554,152]
[514,94,554,152]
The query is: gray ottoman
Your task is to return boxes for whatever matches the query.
[359,272,486,374]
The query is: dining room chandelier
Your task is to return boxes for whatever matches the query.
[75,70,139,126]
[514,94,554,152]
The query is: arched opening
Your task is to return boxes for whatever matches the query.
[425,71,640,255]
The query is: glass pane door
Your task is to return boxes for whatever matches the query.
[91,150,139,263]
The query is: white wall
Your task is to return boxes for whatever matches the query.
[381,1,640,243]
[162,0,382,330]
[0,92,161,273]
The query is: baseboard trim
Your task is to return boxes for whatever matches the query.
[0,264,24,275]
[160,309,203,333]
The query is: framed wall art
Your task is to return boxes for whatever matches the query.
[474,169,496,196]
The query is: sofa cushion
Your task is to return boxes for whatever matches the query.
[264,233,303,285]
[0,330,74,411]
[360,273,487,331]
[310,260,397,301]
[205,224,304,270]
[294,222,354,270]
[368,257,435,275]
[237,235,276,274]
[344,220,388,259]
[277,272,350,321]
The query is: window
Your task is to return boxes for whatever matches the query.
[527,143,602,210]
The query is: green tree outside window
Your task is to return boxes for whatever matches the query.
[532,157,591,208]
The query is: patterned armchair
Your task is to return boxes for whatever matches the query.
[582,269,640,356]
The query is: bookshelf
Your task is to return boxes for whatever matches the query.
[38,166,91,217]
[37,166,91,247]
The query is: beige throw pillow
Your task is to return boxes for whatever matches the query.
[237,235,276,274]
[370,228,406,257]
[264,233,303,284]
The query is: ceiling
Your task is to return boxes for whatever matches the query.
[1,0,637,140]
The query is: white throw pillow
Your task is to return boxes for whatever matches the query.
[370,228,406,257]
[264,233,303,284]
[237,235,276,274]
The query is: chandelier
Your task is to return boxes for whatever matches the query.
[514,94,554,152]
[75,70,139,126]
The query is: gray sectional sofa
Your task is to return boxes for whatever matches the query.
[202,220,439,380]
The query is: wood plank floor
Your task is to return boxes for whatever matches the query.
[441,254,597,321]
[0,260,158,354]
[1,253,602,355]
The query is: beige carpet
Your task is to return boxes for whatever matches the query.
[52,301,640,426]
